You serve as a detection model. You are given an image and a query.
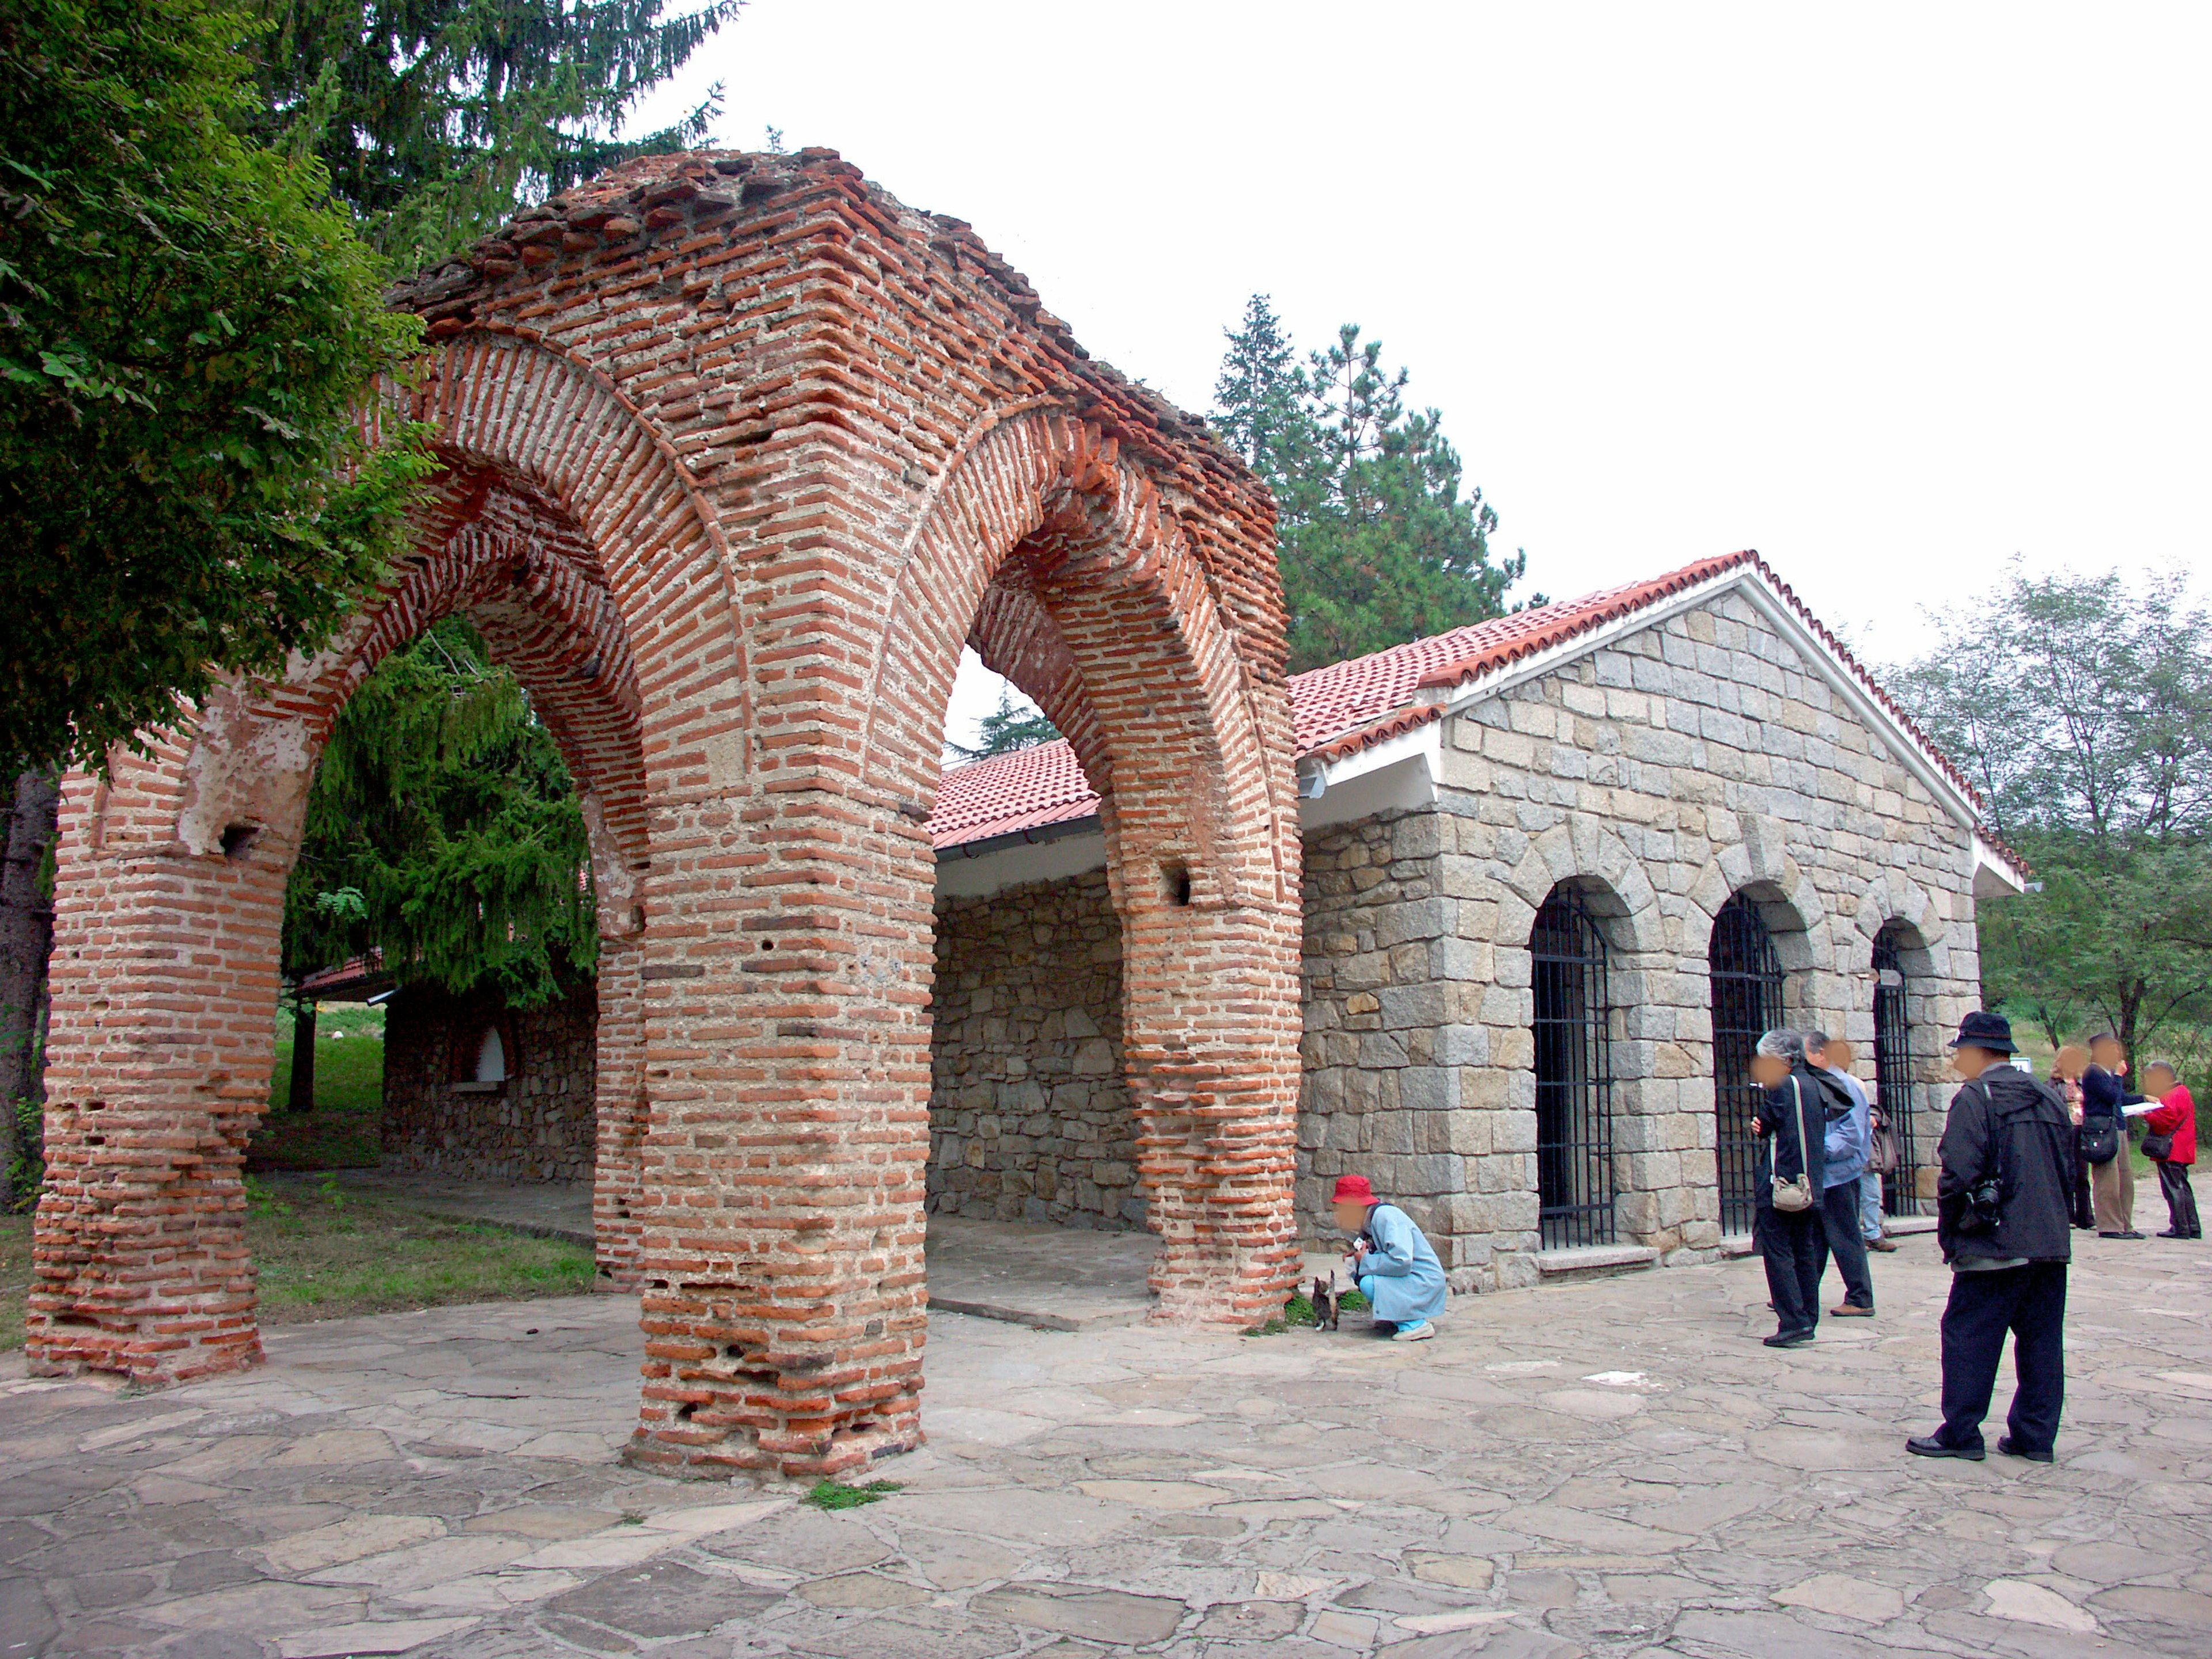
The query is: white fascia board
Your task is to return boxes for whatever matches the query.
[1298,720,1440,832]
[1972,835,2028,899]
[934,825,1107,900]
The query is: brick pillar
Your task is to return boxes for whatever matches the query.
[623,791,929,1480]
[26,777,287,1384]
[590,934,647,1286]
[1126,896,1305,1327]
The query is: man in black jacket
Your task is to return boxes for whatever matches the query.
[1908,1011,2077,1463]
[1747,1029,1832,1347]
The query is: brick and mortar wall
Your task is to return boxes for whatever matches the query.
[927,872,1140,1230]
[381,983,598,1184]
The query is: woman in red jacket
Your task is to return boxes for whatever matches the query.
[2141,1062,2200,1240]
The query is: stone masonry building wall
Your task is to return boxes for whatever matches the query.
[381,983,599,1184]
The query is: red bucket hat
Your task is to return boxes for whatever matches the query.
[1331,1175,1375,1205]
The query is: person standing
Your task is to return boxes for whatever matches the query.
[2084,1034,2142,1239]
[2051,1044,2094,1231]
[1835,1038,1897,1252]
[2139,1061,2200,1240]
[1907,1012,2076,1463]
[1748,1029,1828,1348]
[1328,1175,1447,1342]
[1805,1031,1876,1316]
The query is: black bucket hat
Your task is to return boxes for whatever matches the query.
[1948,1010,2018,1054]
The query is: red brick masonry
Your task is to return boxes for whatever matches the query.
[28,149,1304,1479]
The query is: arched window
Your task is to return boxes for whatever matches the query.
[474,1025,508,1084]
[1710,892,1785,1235]
[1872,925,1918,1216]
[1532,885,1615,1248]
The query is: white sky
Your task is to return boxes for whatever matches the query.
[630,2,2211,753]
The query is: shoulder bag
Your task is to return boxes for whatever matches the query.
[1770,1077,1817,1213]
[1868,1107,1902,1176]
[2142,1122,2176,1161]
[2080,1111,2120,1165]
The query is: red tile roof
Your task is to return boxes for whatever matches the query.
[931,551,2009,861]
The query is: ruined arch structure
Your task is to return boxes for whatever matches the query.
[26,149,1305,1479]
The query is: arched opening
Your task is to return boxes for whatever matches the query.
[1531,883,1616,1248]
[1872,922,1922,1217]
[1710,891,1786,1235]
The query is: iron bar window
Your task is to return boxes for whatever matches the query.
[1873,927,1921,1217]
[1532,885,1616,1249]
[1709,893,1785,1236]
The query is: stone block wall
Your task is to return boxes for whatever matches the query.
[381,982,598,1183]
[1412,588,1980,1287]
[928,872,1140,1229]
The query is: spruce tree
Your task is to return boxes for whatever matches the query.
[1213,304,1533,675]
[946,686,1061,764]
[249,0,740,268]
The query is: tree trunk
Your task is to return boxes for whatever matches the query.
[289,1001,317,1113]
[0,769,60,1188]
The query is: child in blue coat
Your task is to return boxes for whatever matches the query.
[1331,1175,1448,1342]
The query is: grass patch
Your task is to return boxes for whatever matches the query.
[803,1478,902,1511]
[1283,1292,1317,1327]
[0,1185,594,1349]
[249,1003,385,1173]
[1338,1286,1370,1312]
[0,1211,26,1351]
[248,1179,593,1323]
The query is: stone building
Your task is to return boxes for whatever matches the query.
[927,551,2024,1291]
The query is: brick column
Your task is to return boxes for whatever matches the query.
[590,935,647,1286]
[27,777,289,1384]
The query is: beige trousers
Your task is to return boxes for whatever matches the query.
[2092,1149,2136,1233]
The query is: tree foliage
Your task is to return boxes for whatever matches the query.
[250,0,739,269]
[0,0,434,775]
[285,618,594,1007]
[1891,566,2212,1058]
[1213,296,1532,675]
[946,684,1060,764]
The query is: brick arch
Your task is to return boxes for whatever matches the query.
[32,147,1302,1480]
[415,330,750,795]
[853,404,1302,1328]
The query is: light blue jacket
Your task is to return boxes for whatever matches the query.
[1823,1066,1872,1187]
[1354,1202,1448,1325]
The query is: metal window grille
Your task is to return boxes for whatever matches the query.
[1532,885,1616,1249]
[1872,927,1921,1217]
[1709,893,1785,1236]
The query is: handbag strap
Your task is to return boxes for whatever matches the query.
[1789,1075,1812,1187]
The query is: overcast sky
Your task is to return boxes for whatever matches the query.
[630,2,2210,751]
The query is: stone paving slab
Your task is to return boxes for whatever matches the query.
[4,1231,2210,1656]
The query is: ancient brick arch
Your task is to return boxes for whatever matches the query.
[29,147,1303,1480]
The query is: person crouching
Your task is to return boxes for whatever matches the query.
[1330,1175,1446,1343]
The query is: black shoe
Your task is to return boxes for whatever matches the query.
[1763,1330,1815,1348]
[1997,1436,2054,1463]
[2158,1229,2184,1238]
[2118,1230,2146,1240]
[1907,1435,1984,1460]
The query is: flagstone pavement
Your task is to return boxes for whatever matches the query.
[5,1231,2210,1658]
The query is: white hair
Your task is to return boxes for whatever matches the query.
[1756,1028,1806,1062]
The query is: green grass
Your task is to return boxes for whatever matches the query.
[804,1479,902,1510]
[0,1185,594,1349]
[250,1003,385,1172]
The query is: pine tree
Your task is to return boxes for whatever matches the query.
[285,618,594,1011]
[249,0,740,269]
[1213,304,1533,674]
[946,686,1060,764]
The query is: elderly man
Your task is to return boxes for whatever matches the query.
[1747,1029,1836,1348]
[1907,1011,2075,1463]
[1806,1031,1876,1317]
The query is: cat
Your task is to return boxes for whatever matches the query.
[1310,1273,1339,1332]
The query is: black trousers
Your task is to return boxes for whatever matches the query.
[1816,1181,1875,1308]
[2070,1141,2094,1229]
[1937,1262,2067,1454]
[1758,1205,1825,1335]
[2157,1161,2202,1238]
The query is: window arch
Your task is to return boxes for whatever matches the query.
[1872,924,1919,1217]
[1532,884,1616,1248]
[1710,892,1786,1235]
